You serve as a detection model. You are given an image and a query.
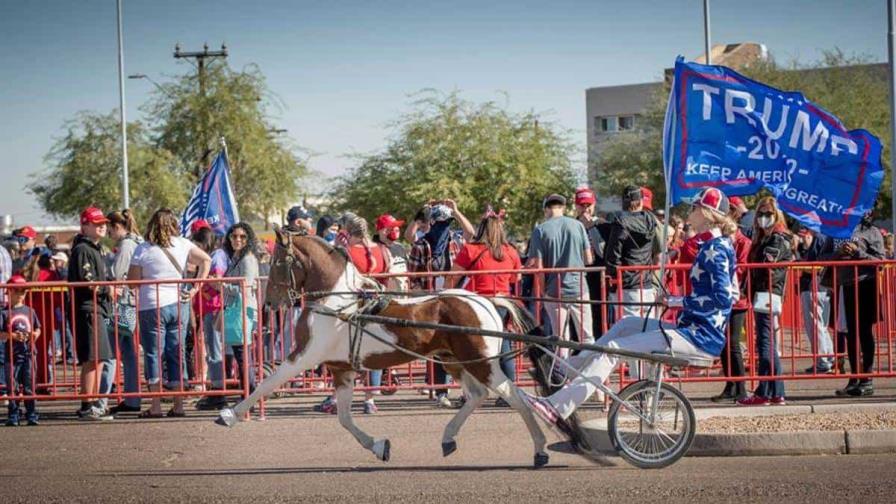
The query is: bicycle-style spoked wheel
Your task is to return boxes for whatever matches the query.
[607,380,696,469]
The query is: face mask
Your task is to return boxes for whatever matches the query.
[387,229,401,241]
[323,232,337,243]
[757,216,774,229]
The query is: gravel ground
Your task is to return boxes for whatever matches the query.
[700,410,896,433]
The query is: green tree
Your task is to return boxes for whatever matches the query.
[595,51,892,217]
[145,62,308,223]
[30,111,186,224]
[330,92,578,236]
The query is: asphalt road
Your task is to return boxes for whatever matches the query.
[2,394,895,503]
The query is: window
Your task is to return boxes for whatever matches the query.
[618,115,634,131]
[594,116,617,133]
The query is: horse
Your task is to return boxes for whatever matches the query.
[215,227,551,468]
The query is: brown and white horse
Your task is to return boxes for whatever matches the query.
[216,229,550,467]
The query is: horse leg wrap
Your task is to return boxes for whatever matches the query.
[215,408,238,428]
[533,452,549,469]
[441,440,457,457]
[372,439,391,462]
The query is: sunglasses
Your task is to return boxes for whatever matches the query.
[230,233,248,240]
[756,211,774,218]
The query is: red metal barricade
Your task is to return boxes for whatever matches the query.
[3,259,894,417]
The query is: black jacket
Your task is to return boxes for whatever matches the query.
[605,210,657,290]
[820,222,885,286]
[796,232,830,292]
[68,234,111,315]
[749,230,793,296]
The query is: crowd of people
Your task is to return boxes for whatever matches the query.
[1,184,894,426]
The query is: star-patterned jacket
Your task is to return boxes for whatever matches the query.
[675,229,738,356]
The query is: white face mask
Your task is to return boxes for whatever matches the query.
[757,216,774,229]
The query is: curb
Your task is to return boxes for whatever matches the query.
[579,418,896,458]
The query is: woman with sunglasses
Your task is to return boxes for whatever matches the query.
[518,187,739,425]
[221,223,260,398]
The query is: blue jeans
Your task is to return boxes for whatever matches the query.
[99,327,141,409]
[754,312,785,398]
[139,303,189,389]
[5,346,37,422]
[203,312,225,389]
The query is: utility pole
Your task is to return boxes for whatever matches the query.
[174,42,227,177]
[703,0,712,64]
[116,0,129,209]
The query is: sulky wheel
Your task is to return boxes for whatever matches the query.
[607,380,696,469]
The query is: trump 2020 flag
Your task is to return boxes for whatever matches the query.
[663,57,884,239]
[180,148,240,237]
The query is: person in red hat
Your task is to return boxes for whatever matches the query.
[1,274,42,425]
[11,226,38,274]
[373,213,409,291]
[574,187,611,339]
[68,206,115,421]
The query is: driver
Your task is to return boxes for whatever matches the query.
[518,187,739,425]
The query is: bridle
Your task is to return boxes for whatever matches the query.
[270,229,308,305]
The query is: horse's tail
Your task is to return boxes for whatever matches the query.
[489,297,537,335]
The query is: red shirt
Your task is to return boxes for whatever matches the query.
[454,243,521,296]
[348,244,389,276]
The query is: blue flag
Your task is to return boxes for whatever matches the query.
[180,149,240,237]
[663,57,884,239]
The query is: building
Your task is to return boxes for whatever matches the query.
[585,43,769,199]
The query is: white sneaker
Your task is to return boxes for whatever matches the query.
[79,407,114,422]
[436,394,452,408]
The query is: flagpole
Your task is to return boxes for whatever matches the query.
[703,0,711,65]
[888,0,896,232]
[116,0,129,209]
[658,80,677,300]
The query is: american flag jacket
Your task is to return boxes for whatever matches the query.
[674,229,738,356]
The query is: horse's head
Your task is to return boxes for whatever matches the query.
[266,225,349,307]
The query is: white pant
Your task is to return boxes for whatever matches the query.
[618,288,657,319]
[799,290,833,365]
[544,292,594,358]
[548,316,712,419]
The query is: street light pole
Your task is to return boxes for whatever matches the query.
[703,0,712,65]
[889,0,896,232]
[116,0,129,209]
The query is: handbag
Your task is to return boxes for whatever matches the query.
[753,291,783,315]
[158,245,192,303]
[115,289,137,333]
[223,295,254,346]
[221,255,255,346]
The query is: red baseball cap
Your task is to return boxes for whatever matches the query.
[190,219,212,235]
[80,207,109,225]
[18,226,37,240]
[641,187,654,210]
[574,187,596,206]
[7,275,27,286]
[375,214,405,231]
[729,196,746,209]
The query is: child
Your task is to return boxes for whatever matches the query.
[1,275,41,426]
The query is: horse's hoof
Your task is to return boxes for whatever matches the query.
[372,439,391,462]
[533,453,549,469]
[442,440,457,457]
[215,408,238,428]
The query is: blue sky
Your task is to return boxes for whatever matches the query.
[0,0,886,225]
